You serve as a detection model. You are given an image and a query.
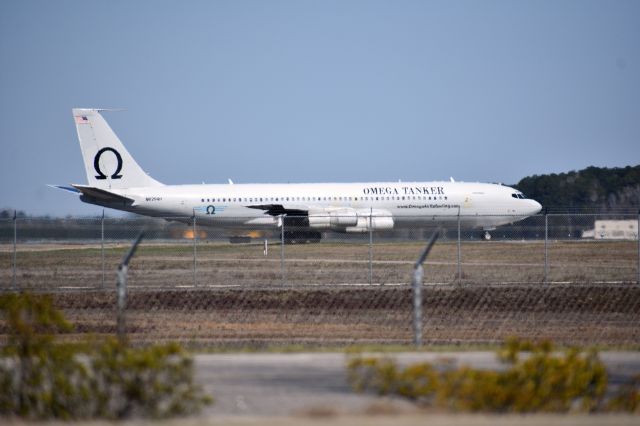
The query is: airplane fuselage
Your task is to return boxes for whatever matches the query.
[83,181,542,233]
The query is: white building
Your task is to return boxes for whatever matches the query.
[582,220,638,240]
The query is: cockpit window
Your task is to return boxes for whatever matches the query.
[512,193,528,199]
[511,193,518,198]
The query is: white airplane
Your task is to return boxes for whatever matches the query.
[53,108,542,241]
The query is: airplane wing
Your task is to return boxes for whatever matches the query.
[246,204,308,216]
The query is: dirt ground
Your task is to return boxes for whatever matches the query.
[1,240,638,347]
[36,284,639,347]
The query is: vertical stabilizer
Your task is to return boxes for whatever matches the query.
[72,108,163,189]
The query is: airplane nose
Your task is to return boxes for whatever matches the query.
[530,200,542,215]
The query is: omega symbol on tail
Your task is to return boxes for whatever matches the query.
[94,147,123,180]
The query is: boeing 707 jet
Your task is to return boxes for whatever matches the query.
[53,109,542,241]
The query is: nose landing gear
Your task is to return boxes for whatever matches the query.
[482,231,492,241]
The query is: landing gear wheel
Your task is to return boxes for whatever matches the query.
[482,231,492,241]
[284,230,322,244]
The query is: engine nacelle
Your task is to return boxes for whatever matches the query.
[345,215,394,233]
[308,209,358,230]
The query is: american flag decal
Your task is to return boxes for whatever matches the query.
[74,116,89,124]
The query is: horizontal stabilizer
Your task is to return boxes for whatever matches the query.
[47,184,81,194]
[72,184,135,204]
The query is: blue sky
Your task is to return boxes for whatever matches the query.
[1,0,639,216]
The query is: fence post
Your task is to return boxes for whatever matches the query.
[280,214,286,286]
[12,210,17,290]
[192,211,197,287]
[412,264,423,347]
[412,228,440,348]
[637,209,639,285]
[368,208,373,285]
[101,210,105,289]
[116,231,144,343]
[544,210,548,284]
[457,207,461,283]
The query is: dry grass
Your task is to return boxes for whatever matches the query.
[1,240,638,348]
[15,284,637,348]
[1,240,637,289]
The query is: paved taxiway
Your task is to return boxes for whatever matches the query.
[195,352,640,417]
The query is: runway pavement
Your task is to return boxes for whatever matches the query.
[195,351,640,417]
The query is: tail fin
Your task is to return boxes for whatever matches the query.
[72,108,163,189]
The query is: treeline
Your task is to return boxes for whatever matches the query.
[0,209,27,218]
[513,165,640,212]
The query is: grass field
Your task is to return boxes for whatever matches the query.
[20,283,638,348]
[1,240,638,289]
[1,239,638,347]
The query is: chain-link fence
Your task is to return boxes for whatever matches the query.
[0,213,639,347]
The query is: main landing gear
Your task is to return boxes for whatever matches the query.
[284,230,322,244]
[481,231,492,241]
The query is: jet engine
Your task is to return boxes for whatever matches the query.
[345,215,394,233]
[308,209,358,230]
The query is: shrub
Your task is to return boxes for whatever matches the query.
[396,362,439,403]
[347,357,398,395]
[607,374,640,413]
[0,293,211,419]
[0,293,91,419]
[91,337,212,419]
[347,339,636,413]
